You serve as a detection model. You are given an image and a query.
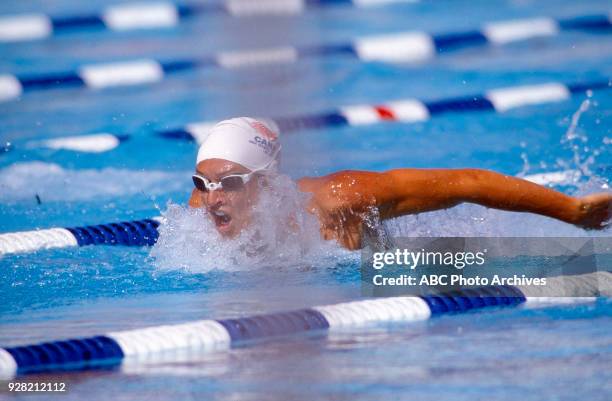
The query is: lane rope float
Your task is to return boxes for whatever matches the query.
[0,12,610,102]
[15,79,609,154]
[0,271,608,378]
[0,1,427,43]
[0,217,162,256]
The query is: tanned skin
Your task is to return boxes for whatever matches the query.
[190,159,612,250]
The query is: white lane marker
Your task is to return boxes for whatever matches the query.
[354,32,435,62]
[0,74,22,102]
[0,349,17,379]
[0,14,52,42]
[35,134,121,153]
[79,60,164,89]
[482,17,559,44]
[216,47,298,68]
[315,297,431,328]
[386,99,430,122]
[225,0,305,16]
[0,228,78,255]
[103,2,179,30]
[486,83,570,112]
[108,320,231,358]
[341,105,381,125]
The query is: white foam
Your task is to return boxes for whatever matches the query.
[150,174,354,272]
[0,162,187,201]
[383,196,610,239]
[523,170,580,186]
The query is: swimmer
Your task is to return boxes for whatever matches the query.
[189,117,612,250]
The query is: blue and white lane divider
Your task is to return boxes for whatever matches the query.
[0,167,597,257]
[0,1,422,43]
[0,271,608,378]
[1,12,610,102]
[163,80,610,141]
[163,80,611,142]
[20,79,605,153]
[0,217,163,256]
[24,133,131,153]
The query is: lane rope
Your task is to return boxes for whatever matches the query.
[0,1,425,43]
[0,218,162,255]
[0,271,608,378]
[13,79,610,153]
[0,12,609,102]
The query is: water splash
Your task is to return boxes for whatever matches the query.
[559,97,593,179]
[384,199,610,238]
[554,93,610,191]
[516,141,531,177]
[518,94,609,192]
[150,174,355,273]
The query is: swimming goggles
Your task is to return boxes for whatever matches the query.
[193,153,278,193]
[192,171,258,192]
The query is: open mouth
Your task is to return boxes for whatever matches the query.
[211,210,232,232]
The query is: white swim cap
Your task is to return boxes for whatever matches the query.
[196,117,281,172]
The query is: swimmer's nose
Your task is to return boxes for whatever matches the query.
[205,188,225,208]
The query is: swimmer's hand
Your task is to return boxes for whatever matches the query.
[574,193,612,230]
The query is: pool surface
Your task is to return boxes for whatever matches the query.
[1,0,611,399]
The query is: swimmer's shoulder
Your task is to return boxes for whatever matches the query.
[297,170,393,202]
[297,169,425,212]
[297,170,365,194]
[298,170,395,190]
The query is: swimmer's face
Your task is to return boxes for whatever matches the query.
[195,158,261,238]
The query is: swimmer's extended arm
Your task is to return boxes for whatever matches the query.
[381,168,611,229]
[303,169,611,230]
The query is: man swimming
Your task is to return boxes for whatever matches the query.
[189,117,612,250]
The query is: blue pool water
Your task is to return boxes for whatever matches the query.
[1,0,611,399]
